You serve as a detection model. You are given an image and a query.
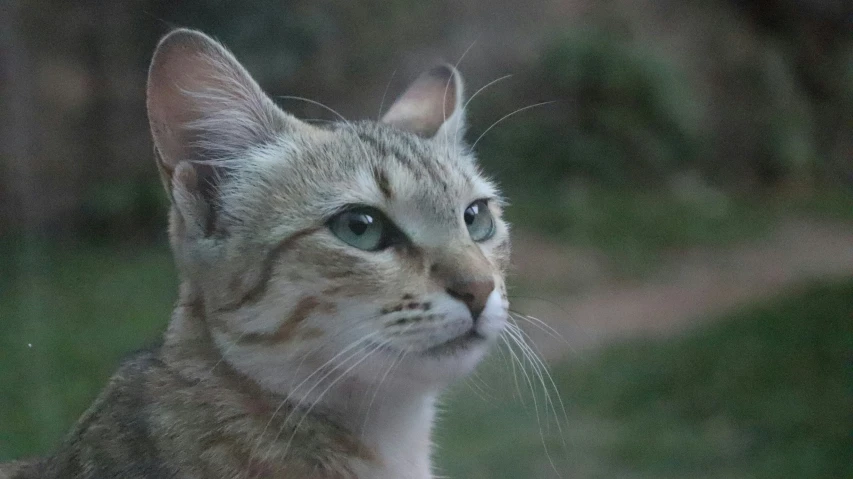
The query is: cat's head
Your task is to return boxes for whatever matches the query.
[147,29,509,391]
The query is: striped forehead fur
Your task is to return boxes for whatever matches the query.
[208,121,499,242]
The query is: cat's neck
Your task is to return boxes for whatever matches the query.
[319,374,437,479]
[162,285,436,479]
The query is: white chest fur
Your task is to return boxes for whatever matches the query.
[345,390,437,479]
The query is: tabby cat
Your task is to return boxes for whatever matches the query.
[0,28,510,479]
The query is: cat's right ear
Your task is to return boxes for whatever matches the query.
[147,29,297,236]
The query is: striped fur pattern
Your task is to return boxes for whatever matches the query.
[1,29,510,479]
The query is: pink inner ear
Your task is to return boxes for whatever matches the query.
[147,29,292,174]
[381,65,461,138]
[147,32,220,169]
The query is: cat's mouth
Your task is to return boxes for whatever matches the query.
[422,329,486,356]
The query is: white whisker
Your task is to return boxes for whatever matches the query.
[247,329,379,468]
[463,74,513,112]
[278,341,389,460]
[456,74,513,148]
[444,36,479,154]
[506,321,569,440]
[499,334,525,403]
[510,310,567,343]
[503,321,567,477]
[277,95,349,124]
[260,340,379,465]
[377,69,397,120]
[360,346,408,438]
[471,101,555,150]
[464,370,496,402]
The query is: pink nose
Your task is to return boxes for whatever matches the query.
[445,277,494,321]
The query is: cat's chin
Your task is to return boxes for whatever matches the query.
[375,335,493,387]
[420,329,487,357]
[390,314,507,386]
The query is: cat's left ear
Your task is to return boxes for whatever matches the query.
[381,65,465,140]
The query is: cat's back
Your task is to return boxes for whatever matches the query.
[1,348,179,479]
[0,460,40,479]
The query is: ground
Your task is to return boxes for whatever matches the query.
[510,217,853,359]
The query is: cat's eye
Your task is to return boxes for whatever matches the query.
[464,199,495,242]
[328,207,395,251]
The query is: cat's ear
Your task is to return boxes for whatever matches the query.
[381,65,465,139]
[147,29,297,236]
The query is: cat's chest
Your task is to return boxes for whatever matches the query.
[350,459,432,479]
[342,396,436,479]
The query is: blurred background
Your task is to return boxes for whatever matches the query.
[1,0,852,477]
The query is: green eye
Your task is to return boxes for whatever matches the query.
[464,199,495,242]
[328,207,392,251]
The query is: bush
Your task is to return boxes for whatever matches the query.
[472,3,852,196]
[474,27,702,190]
[78,178,168,243]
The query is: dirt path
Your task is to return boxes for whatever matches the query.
[510,218,853,361]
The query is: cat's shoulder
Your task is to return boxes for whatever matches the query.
[0,459,42,479]
[43,345,177,478]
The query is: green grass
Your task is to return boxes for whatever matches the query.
[0,241,176,459]
[1,243,851,478]
[437,280,853,478]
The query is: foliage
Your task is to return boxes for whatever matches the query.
[0,242,176,459]
[470,3,852,203]
[437,280,853,478]
[78,178,168,242]
[150,1,325,85]
[473,27,702,189]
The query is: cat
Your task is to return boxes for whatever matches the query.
[0,28,510,479]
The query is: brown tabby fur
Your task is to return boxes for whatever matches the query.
[2,27,511,479]
[1,293,373,479]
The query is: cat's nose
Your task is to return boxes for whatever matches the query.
[430,248,495,321]
[445,278,494,321]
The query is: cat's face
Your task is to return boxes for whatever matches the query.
[147,30,509,391]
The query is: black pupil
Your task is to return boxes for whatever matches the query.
[348,213,372,236]
[464,204,479,225]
